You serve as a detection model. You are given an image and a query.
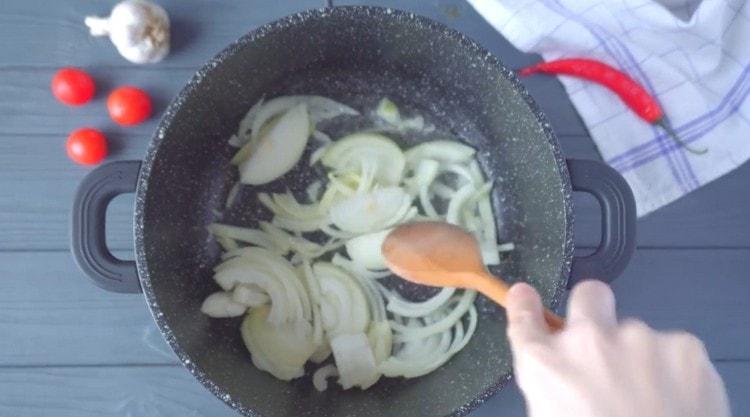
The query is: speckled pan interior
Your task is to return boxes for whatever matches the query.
[134,6,573,417]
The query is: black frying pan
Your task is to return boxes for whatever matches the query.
[71,7,635,417]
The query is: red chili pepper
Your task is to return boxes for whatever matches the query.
[519,58,706,155]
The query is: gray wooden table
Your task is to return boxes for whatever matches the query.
[1,1,748,416]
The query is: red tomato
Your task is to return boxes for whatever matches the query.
[51,68,96,106]
[107,86,152,126]
[66,128,108,165]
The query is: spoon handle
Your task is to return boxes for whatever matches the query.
[543,309,565,331]
[474,271,564,331]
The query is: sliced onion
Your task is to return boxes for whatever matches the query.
[331,253,393,280]
[201,291,247,318]
[228,134,242,148]
[251,96,358,142]
[355,159,378,194]
[367,320,393,364]
[304,96,360,122]
[314,238,347,258]
[394,316,446,360]
[410,159,440,218]
[479,244,500,266]
[272,215,324,233]
[451,304,478,354]
[329,187,411,234]
[380,305,477,378]
[432,182,456,200]
[239,103,311,185]
[228,100,266,164]
[326,172,359,197]
[312,130,333,144]
[397,116,425,131]
[405,140,476,165]
[306,180,324,202]
[467,160,485,183]
[225,182,241,209]
[385,287,456,318]
[288,237,346,259]
[498,242,515,252]
[257,222,293,254]
[330,254,387,322]
[472,183,501,265]
[232,284,270,307]
[322,133,405,185]
[239,248,312,322]
[418,189,442,220]
[204,96,514,388]
[310,343,332,364]
[216,249,309,323]
[213,262,289,324]
[208,223,281,253]
[314,262,370,336]
[391,290,476,342]
[215,235,239,251]
[299,260,323,346]
[446,184,476,225]
[443,163,477,185]
[241,305,315,381]
[320,224,357,240]
[313,364,339,391]
[236,97,265,144]
[273,192,325,220]
[259,193,327,233]
[214,259,294,323]
[330,332,380,389]
[374,98,430,132]
[406,158,439,192]
[345,229,391,270]
[375,97,400,125]
[310,145,328,166]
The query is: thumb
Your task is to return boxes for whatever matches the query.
[506,283,550,346]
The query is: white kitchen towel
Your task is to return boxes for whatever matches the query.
[468,0,750,216]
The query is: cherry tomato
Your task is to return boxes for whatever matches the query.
[66,128,108,165]
[51,68,96,106]
[107,86,152,126]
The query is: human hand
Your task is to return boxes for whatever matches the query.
[506,280,730,417]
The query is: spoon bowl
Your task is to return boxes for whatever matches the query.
[382,221,564,330]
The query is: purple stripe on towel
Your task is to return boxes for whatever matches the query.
[543,0,700,191]
[608,63,750,170]
[610,64,750,172]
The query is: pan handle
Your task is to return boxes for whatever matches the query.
[71,160,142,293]
[567,159,636,288]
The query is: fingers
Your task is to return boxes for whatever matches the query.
[506,283,550,345]
[507,280,618,347]
[657,331,730,416]
[567,280,617,328]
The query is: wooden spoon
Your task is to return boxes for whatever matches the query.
[382,221,564,331]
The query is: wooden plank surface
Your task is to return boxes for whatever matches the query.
[2,249,747,366]
[0,251,174,366]
[2,6,750,251]
[0,68,193,136]
[3,133,750,251]
[0,362,746,417]
[0,0,324,69]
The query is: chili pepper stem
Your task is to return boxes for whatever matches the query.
[653,118,708,155]
[518,59,709,156]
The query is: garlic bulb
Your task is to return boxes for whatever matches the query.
[85,0,170,64]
